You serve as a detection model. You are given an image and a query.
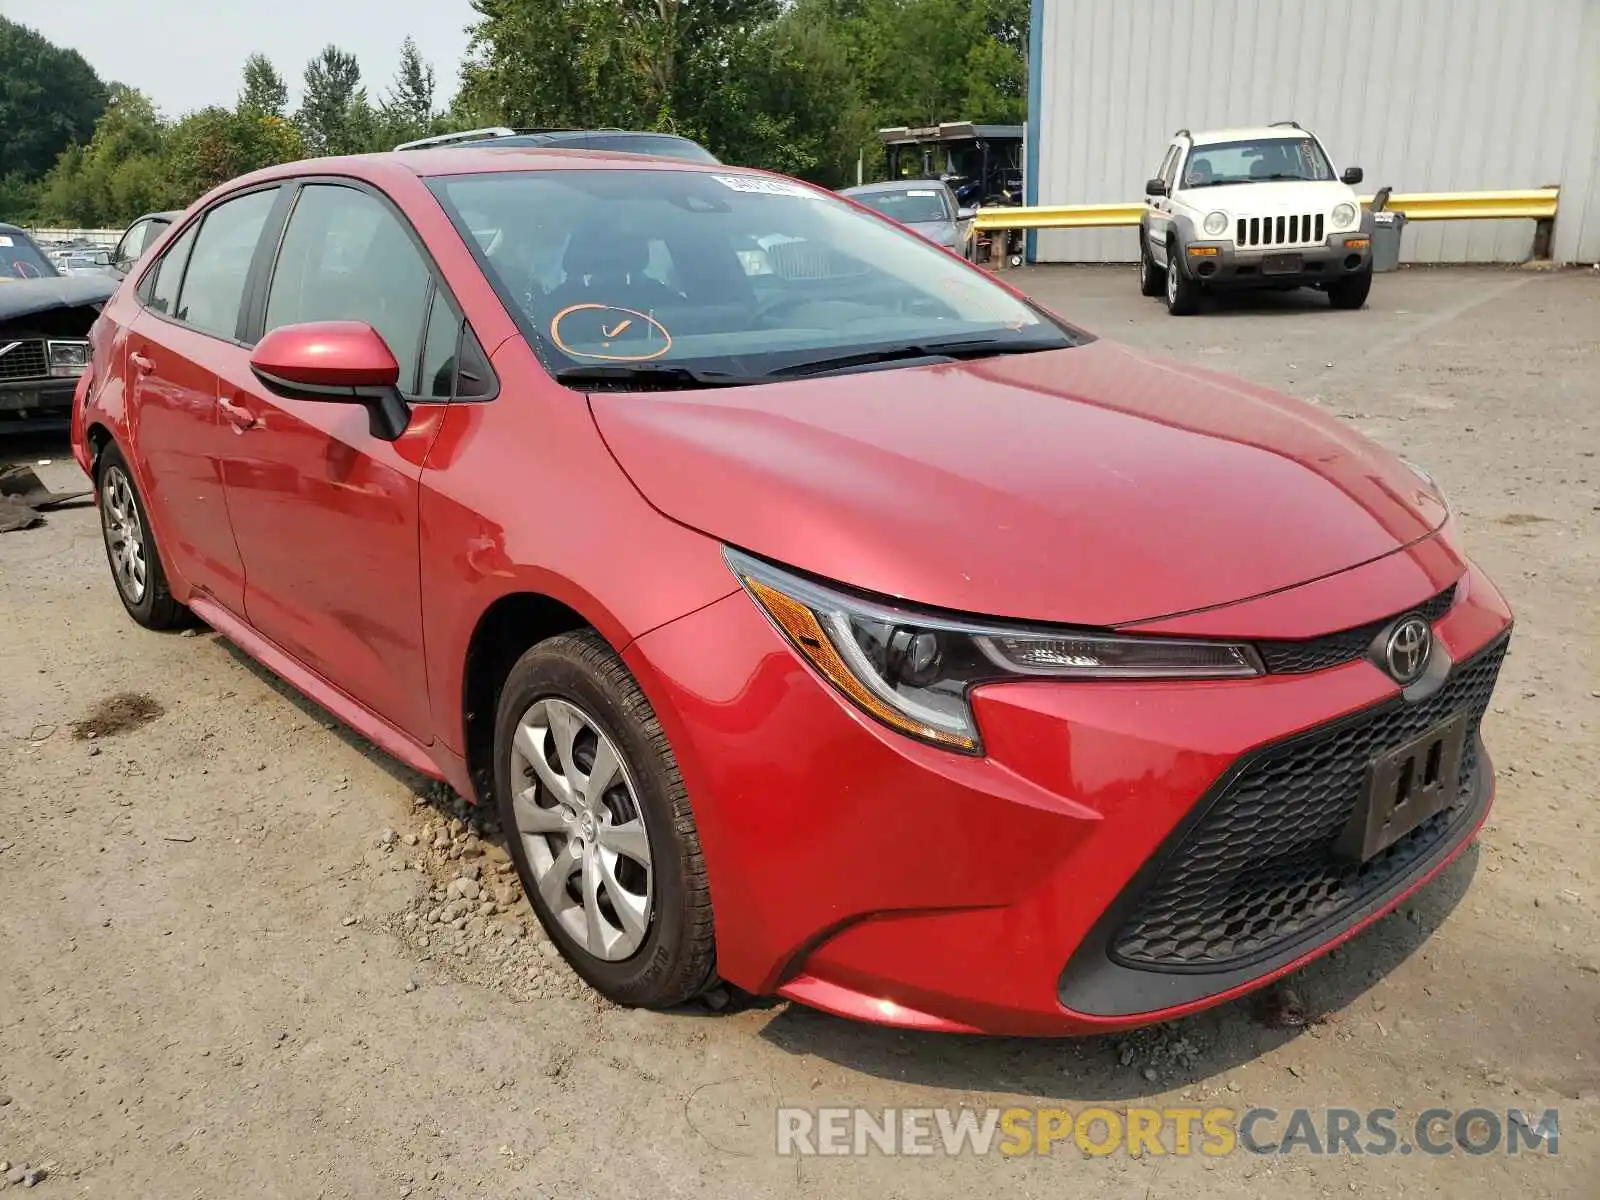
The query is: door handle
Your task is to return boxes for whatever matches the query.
[130,352,155,374]
[218,394,257,432]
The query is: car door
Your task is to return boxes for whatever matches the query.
[1146,144,1179,265]
[123,188,282,616]
[214,180,450,742]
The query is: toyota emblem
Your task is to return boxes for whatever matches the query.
[1384,616,1432,684]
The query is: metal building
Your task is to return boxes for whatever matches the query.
[1026,0,1600,264]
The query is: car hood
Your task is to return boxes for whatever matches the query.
[589,339,1447,627]
[1181,180,1359,217]
[903,219,958,244]
[0,275,117,323]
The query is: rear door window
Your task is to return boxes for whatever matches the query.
[175,188,280,339]
[147,222,200,315]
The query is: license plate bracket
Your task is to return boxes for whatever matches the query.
[1338,713,1469,862]
[1263,252,1303,275]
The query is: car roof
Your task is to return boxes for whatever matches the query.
[841,180,952,197]
[1189,126,1316,146]
[218,147,743,189]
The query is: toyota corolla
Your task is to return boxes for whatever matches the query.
[72,149,1511,1035]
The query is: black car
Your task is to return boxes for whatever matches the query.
[109,210,181,278]
[394,126,719,163]
[0,222,113,433]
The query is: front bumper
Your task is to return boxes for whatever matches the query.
[0,376,77,432]
[626,551,1512,1036]
[1181,234,1372,288]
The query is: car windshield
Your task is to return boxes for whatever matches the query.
[429,169,1077,383]
[1182,137,1335,187]
[849,187,953,224]
[0,231,59,279]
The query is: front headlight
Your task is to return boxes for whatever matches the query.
[1202,211,1229,237]
[727,549,1263,753]
[47,339,90,378]
[1332,202,1358,230]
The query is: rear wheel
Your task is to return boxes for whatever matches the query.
[97,445,188,630]
[1164,245,1201,315]
[494,630,716,1008]
[1328,268,1373,310]
[1138,234,1164,297]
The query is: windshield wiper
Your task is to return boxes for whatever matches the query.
[763,335,1070,380]
[553,363,764,390]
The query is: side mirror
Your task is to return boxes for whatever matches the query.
[957,206,977,221]
[250,321,410,441]
[1341,166,1364,185]
[1145,177,1168,197]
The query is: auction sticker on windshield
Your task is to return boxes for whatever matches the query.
[712,175,818,199]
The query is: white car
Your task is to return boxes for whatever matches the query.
[1138,122,1373,315]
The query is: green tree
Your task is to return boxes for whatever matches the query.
[33,85,169,225]
[382,37,437,143]
[239,53,289,117]
[0,16,110,180]
[296,45,371,156]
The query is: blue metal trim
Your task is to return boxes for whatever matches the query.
[1025,0,1044,263]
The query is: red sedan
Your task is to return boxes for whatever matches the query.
[72,150,1511,1036]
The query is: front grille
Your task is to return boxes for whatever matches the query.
[1111,635,1506,971]
[0,339,48,382]
[1236,213,1325,247]
[1258,584,1458,675]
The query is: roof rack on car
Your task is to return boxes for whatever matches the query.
[393,126,516,151]
[1269,120,1304,130]
[1173,128,1191,138]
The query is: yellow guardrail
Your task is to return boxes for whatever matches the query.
[973,189,1560,231]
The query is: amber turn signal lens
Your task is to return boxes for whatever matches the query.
[743,577,978,751]
[1186,246,1220,257]
[1344,237,1371,249]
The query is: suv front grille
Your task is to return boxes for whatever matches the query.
[1110,635,1506,971]
[1236,213,1325,247]
[0,339,48,382]
[1257,584,1458,675]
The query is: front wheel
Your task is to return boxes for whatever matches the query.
[1165,249,1201,315]
[1328,269,1373,310]
[494,630,716,1008]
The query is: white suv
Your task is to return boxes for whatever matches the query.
[1138,123,1373,315]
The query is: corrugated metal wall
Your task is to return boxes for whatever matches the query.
[1030,0,1600,264]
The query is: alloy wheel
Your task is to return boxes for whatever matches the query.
[509,697,653,961]
[1166,255,1179,305]
[101,466,148,604]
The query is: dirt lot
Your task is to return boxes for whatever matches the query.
[1,266,1595,1198]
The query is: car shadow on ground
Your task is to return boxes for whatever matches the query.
[752,846,1479,1101]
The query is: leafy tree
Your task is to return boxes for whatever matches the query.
[296,45,371,156]
[239,54,289,117]
[383,37,437,143]
[0,16,110,180]
[33,86,170,225]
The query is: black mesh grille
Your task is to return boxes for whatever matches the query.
[1111,635,1506,971]
[1257,584,1458,675]
[0,340,48,381]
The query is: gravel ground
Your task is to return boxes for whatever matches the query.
[0,265,1595,1198]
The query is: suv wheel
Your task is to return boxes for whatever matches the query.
[97,445,189,630]
[1328,268,1373,310]
[1138,235,1164,297]
[494,630,717,1008]
[1164,247,1201,316]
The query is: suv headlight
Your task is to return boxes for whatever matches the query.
[1202,211,1229,237]
[727,549,1263,753]
[47,339,90,378]
[1332,202,1357,230]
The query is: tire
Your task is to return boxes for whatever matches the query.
[1138,233,1164,297]
[1164,245,1201,315]
[494,629,716,1008]
[96,444,189,630]
[1328,268,1373,310]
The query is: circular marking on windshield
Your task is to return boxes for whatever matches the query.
[549,304,672,362]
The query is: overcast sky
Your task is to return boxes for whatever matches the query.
[6,0,477,118]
